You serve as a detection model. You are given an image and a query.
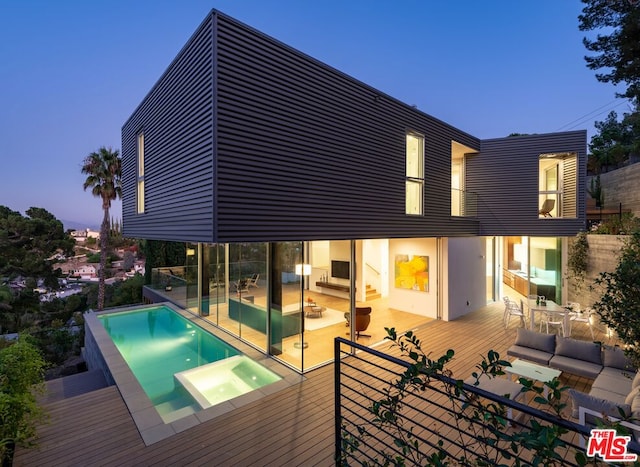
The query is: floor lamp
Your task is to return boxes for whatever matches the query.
[294,263,311,349]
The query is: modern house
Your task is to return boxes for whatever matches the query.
[121,9,586,373]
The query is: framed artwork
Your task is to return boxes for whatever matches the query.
[395,254,429,292]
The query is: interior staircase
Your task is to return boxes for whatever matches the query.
[365,284,381,301]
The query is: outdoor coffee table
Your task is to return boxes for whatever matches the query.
[506,359,561,397]
[463,373,525,424]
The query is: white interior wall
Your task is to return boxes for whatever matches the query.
[445,237,486,320]
[362,239,389,297]
[309,241,330,292]
[388,238,438,318]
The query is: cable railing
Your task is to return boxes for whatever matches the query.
[334,337,639,466]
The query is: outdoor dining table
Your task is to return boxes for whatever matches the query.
[527,299,571,337]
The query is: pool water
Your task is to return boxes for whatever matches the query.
[98,305,281,421]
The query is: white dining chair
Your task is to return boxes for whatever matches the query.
[568,304,595,340]
[503,297,526,329]
[539,308,566,336]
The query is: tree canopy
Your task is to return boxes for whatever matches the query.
[579,0,640,172]
[579,0,640,102]
[0,206,75,287]
[587,110,637,173]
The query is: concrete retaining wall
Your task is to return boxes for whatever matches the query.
[587,164,640,216]
[566,234,627,308]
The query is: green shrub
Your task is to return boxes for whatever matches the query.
[0,335,46,463]
[590,212,640,235]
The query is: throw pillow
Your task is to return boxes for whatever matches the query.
[604,345,634,371]
[514,328,555,354]
[569,388,631,420]
[555,337,602,365]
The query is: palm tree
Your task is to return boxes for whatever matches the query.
[81,147,122,310]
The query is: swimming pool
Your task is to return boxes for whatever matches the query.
[95,305,282,423]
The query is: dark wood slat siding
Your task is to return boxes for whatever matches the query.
[213,12,480,242]
[467,131,587,237]
[562,156,578,218]
[121,15,215,242]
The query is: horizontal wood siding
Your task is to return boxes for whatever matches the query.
[467,131,587,237]
[214,12,480,242]
[121,15,215,242]
[562,156,578,218]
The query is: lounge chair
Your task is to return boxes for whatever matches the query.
[539,199,555,217]
[247,273,260,288]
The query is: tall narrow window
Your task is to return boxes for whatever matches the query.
[137,132,145,214]
[538,152,577,218]
[406,132,424,215]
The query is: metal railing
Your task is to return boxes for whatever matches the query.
[334,337,639,466]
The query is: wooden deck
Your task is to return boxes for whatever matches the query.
[14,300,614,466]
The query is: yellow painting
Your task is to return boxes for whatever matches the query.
[395,254,429,292]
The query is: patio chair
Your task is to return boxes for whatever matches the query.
[539,308,566,336]
[503,297,526,329]
[568,304,595,340]
[247,273,260,288]
[233,279,249,294]
[539,199,555,217]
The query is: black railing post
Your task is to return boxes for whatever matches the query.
[620,202,623,221]
[334,337,342,464]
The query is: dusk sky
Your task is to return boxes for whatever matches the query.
[0,0,629,228]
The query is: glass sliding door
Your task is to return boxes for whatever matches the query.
[185,243,199,312]
[270,241,303,371]
[203,243,226,321]
[529,237,561,303]
[224,242,268,351]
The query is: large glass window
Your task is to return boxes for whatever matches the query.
[538,152,577,218]
[406,133,424,215]
[270,242,303,370]
[226,243,268,350]
[137,132,145,214]
[503,236,561,304]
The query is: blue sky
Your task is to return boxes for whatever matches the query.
[0,0,627,228]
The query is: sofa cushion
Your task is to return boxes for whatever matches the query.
[633,372,640,389]
[506,345,553,366]
[554,337,602,365]
[589,387,627,407]
[603,345,634,371]
[549,355,602,379]
[569,388,631,420]
[593,367,635,397]
[513,328,556,354]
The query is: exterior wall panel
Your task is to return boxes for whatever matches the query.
[214,13,480,242]
[122,15,215,242]
[122,10,587,245]
[467,131,586,237]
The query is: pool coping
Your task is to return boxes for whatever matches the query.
[84,302,304,445]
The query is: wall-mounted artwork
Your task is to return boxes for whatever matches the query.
[395,254,429,292]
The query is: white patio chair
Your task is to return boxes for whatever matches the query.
[503,297,526,329]
[569,304,595,340]
[526,294,539,327]
[246,273,260,288]
[539,308,566,336]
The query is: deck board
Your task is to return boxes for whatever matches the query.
[14,300,614,466]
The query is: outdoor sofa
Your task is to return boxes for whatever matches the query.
[507,328,640,437]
